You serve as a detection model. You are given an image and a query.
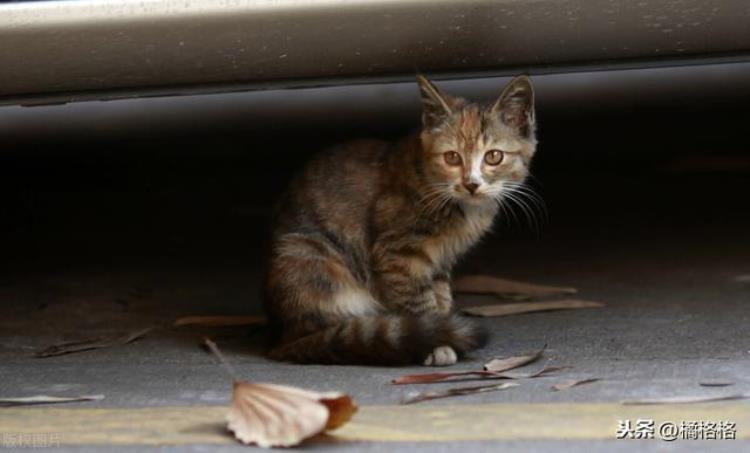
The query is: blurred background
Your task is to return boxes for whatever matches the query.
[0,63,748,280]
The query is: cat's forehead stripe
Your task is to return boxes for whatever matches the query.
[460,108,481,132]
[457,107,483,148]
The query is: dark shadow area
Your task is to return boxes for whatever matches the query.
[1,64,748,277]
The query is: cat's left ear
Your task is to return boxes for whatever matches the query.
[417,74,454,130]
[491,75,535,136]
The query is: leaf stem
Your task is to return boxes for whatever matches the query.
[204,337,239,381]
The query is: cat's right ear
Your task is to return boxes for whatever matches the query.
[491,75,535,136]
[417,74,453,130]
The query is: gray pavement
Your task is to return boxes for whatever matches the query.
[1,220,749,451]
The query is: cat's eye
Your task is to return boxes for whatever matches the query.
[443,151,462,166]
[484,149,505,166]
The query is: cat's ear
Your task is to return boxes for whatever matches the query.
[417,74,454,129]
[491,76,535,136]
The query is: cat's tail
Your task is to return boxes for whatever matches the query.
[267,314,487,365]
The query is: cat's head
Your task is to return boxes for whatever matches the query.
[417,75,537,206]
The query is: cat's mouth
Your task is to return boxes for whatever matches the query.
[455,189,492,205]
[452,183,488,201]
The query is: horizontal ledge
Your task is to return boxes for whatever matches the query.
[1,0,749,105]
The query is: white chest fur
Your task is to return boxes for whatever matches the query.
[425,203,497,271]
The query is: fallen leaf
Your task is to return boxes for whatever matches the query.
[484,346,546,372]
[228,381,357,447]
[502,365,570,379]
[699,382,734,387]
[551,378,600,391]
[174,315,267,328]
[392,365,565,385]
[622,394,750,405]
[453,275,577,298]
[0,394,104,407]
[393,347,551,385]
[34,327,153,358]
[203,338,357,448]
[463,299,603,317]
[393,370,499,385]
[402,382,519,405]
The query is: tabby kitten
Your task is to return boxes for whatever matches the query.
[264,75,537,366]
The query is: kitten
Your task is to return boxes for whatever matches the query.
[264,75,537,366]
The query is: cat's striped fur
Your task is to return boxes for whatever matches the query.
[264,75,537,365]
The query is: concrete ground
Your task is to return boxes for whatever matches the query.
[1,67,749,451]
[1,182,749,451]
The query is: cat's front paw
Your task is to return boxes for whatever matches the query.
[423,345,457,366]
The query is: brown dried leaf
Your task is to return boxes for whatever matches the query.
[227,381,357,447]
[0,394,104,407]
[484,347,546,372]
[501,365,570,379]
[34,327,153,358]
[393,347,544,385]
[392,365,565,385]
[174,315,267,328]
[551,378,600,391]
[463,299,603,317]
[392,371,498,385]
[402,381,519,405]
[453,275,577,298]
[622,394,750,405]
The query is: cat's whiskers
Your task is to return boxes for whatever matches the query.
[491,182,546,234]
[497,193,523,225]
[493,195,514,228]
[490,188,521,228]
[435,192,455,217]
[505,190,540,233]
[423,192,454,219]
[418,183,455,219]
[503,182,549,224]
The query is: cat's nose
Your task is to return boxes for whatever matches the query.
[463,182,480,194]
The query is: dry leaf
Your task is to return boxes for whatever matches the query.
[174,315,267,328]
[551,378,600,391]
[622,394,750,405]
[699,382,734,387]
[34,327,153,358]
[228,381,357,447]
[392,365,565,385]
[501,365,569,379]
[202,338,357,448]
[0,394,104,407]
[402,381,519,405]
[453,275,577,298]
[484,346,546,372]
[393,347,549,385]
[463,299,603,317]
[393,370,499,385]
